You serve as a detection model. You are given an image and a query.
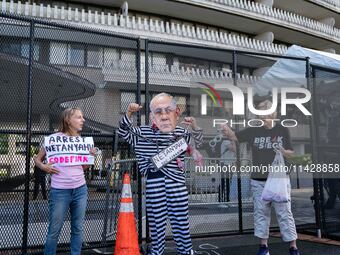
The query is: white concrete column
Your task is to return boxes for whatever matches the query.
[24,2,29,15]
[81,8,85,22]
[47,4,51,18]
[94,11,99,23]
[88,9,92,23]
[75,8,79,21]
[120,1,128,16]
[60,6,65,19]
[165,21,170,33]
[113,13,118,26]
[101,12,105,25]
[17,1,22,14]
[9,0,13,13]
[2,0,7,12]
[67,7,72,20]
[39,3,44,17]
[108,13,112,25]
[53,5,58,19]
[32,2,36,16]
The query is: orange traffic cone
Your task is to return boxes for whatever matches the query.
[114,173,140,255]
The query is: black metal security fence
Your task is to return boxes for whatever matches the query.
[0,13,141,254]
[1,11,339,254]
[310,65,340,239]
[144,39,317,237]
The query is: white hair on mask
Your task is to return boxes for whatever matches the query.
[149,93,177,111]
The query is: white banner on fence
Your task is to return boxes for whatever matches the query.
[44,135,94,166]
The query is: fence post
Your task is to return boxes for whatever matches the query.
[22,20,35,255]
[145,39,150,125]
[307,59,323,238]
[143,39,151,245]
[136,38,141,126]
[232,50,243,234]
[135,38,144,244]
[101,160,115,247]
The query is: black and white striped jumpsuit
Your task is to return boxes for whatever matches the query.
[118,114,203,255]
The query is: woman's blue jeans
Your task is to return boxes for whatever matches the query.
[44,184,88,255]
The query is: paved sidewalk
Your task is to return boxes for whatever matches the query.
[70,234,340,255]
[168,234,340,255]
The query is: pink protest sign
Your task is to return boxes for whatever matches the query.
[44,135,95,166]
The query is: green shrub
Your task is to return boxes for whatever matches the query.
[0,134,9,155]
[288,154,312,166]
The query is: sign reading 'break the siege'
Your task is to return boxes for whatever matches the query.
[44,135,95,166]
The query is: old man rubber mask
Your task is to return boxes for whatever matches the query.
[149,94,180,133]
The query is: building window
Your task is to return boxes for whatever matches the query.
[103,48,119,67]
[178,57,209,70]
[120,92,187,116]
[151,53,166,67]
[50,43,85,66]
[87,46,102,67]
[176,96,187,114]
[210,62,223,71]
[120,92,145,113]
[0,41,40,61]
[0,42,21,56]
[68,44,85,66]
[165,54,174,67]
[21,43,40,61]
[121,50,136,63]
[49,42,67,65]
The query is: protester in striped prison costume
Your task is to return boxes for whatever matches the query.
[118,93,203,255]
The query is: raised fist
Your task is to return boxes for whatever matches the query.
[127,103,142,118]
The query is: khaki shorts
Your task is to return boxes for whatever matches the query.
[251,179,298,242]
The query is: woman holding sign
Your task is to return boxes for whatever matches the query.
[34,107,96,255]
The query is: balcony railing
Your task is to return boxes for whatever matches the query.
[190,0,340,42]
[102,60,259,88]
[308,0,340,10]
[0,0,287,55]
